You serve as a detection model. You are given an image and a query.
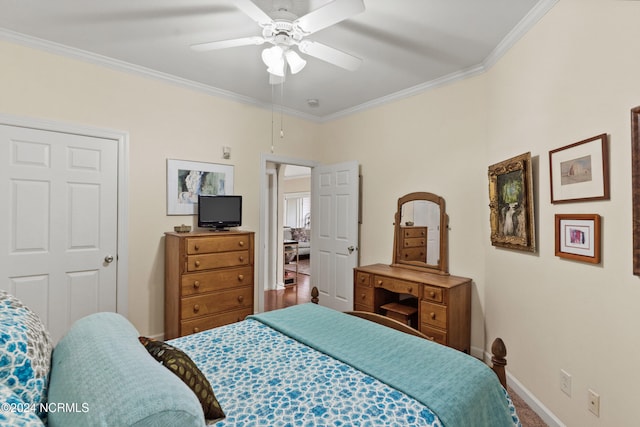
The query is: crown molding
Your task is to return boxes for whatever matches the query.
[0,0,559,124]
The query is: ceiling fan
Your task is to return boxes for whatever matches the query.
[191,0,365,80]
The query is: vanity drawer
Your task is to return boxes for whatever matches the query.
[181,308,253,336]
[422,285,443,303]
[420,301,447,329]
[186,235,250,254]
[181,287,253,319]
[355,271,372,287]
[420,325,447,346]
[403,227,427,238]
[374,276,420,297]
[354,284,374,307]
[187,250,250,271]
[181,266,253,296]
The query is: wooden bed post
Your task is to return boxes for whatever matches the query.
[491,338,508,389]
[311,286,319,304]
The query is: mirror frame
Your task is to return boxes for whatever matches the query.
[392,192,449,275]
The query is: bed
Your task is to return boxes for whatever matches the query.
[168,303,520,427]
[2,287,520,426]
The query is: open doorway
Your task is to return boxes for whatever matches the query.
[258,155,316,313]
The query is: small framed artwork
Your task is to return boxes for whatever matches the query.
[167,159,234,215]
[488,152,536,252]
[555,214,601,264]
[549,134,609,203]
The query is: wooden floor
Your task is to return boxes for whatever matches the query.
[264,270,311,311]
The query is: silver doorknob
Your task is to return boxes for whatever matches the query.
[347,246,357,254]
[104,255,114,263]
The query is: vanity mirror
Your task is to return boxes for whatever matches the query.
[392,192,449,275]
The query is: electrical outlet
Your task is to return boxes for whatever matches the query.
[588,389,600,417]
[560,369,572,396]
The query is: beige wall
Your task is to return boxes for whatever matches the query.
[2,0,640,424]
[0,40,322,337]
[320,1,640,426]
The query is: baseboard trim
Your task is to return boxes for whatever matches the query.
[506,372,566,427]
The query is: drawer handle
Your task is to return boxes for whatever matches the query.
[429,291,436,298]
[361,293,366,300]
[421,231,426,236]
[194,260,201,267]
[193,304,200,313]
[376,280,383,286]
[193,327,200,333]
[360,276,366,283]
[408,287,413,293]
[239,256,245,262]
[237,295,244,303]
[238,241,245,247]
[430,312,436,320]
[193,281,200,289]
[194,245,199,251]
[238,274,244,281]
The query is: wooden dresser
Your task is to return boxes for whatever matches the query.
[353,263,471,353]
[164,230,254,340]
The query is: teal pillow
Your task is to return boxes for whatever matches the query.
[48,312,205,427]
[0,291,52,421]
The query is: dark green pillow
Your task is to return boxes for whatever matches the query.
[139,337,225,423]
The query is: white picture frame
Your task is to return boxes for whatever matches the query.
[167,159,234,215]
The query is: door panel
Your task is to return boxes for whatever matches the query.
[0,124,118,343]
[311,161,359,312]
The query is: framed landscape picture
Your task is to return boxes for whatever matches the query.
[555,214,601,264]
[167,159,234,215]
[549,134,609,203]
[488,152,536,252]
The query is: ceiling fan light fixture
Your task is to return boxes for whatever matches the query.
[285,50,306,74]
[262,45,286,76]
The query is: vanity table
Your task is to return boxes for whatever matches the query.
[353,192,471,353]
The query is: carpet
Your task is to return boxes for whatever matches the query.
[508,386,548,427]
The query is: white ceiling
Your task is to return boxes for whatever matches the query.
[0,0,555,121]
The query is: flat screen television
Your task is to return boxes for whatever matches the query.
[197,195,242,231]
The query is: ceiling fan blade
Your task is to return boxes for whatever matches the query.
[298,40,362,71]
[235,0,273,27]
[294,0,365,35]
[190,36,265,51]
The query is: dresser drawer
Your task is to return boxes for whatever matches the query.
[187,250,249,271]
[181,287,253,319]
[420,301,447,329]
[186,235,250,254]
[403,237,426,248]
[399,248,426,262]
[403,228,427,238]
[374,276,420,297]
[355,271,372,287]
[181,266,253,296]
[422,285,443,303]
[420,325,447,346]
[180,308,253,336]
[354,284,374,307]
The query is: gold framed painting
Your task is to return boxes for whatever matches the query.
[488,152,536,252]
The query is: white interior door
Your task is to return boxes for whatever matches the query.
[0,124,119,343]
[311,161,359,311]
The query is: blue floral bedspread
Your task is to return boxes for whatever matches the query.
[170,316,520,427]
